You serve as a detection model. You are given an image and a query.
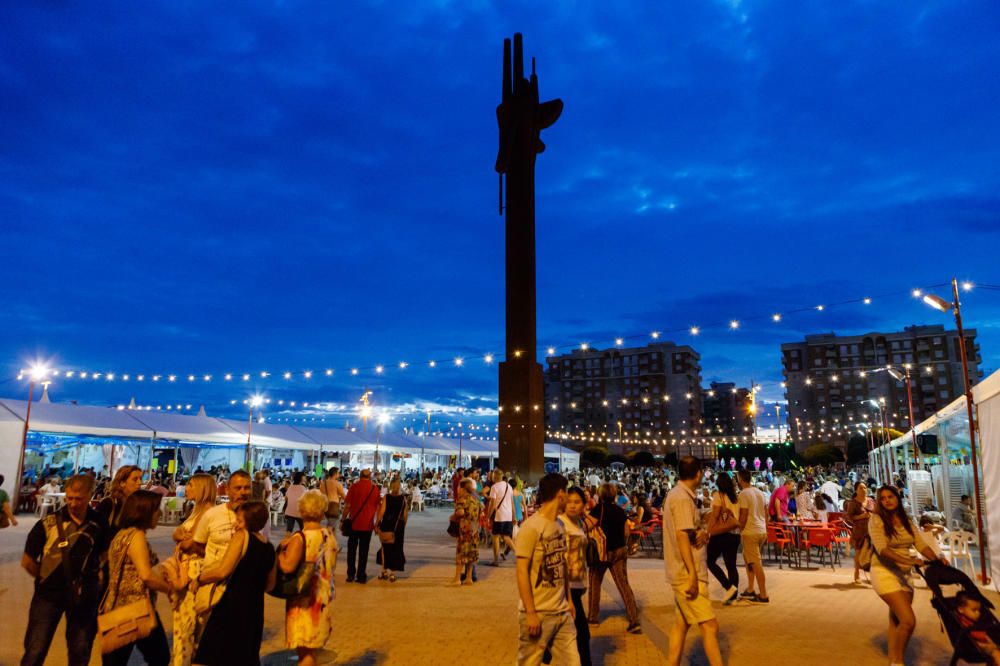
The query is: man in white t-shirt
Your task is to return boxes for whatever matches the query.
[488,470,516,566]
[819,477,841,508]
[586,472,602,489]
[193,469,251,568]
[515,473,578,666]
[736,470,769,603]
[663,456,723,666]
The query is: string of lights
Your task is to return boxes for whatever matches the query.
[16,280,977,386]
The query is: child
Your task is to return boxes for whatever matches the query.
[956,591,990,645]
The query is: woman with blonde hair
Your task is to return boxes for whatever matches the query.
[278,490,338,666]
[97,465,144,539]
[376,477,408,581]
[168,473,216,666]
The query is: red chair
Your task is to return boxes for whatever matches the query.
[637,520,660,555]
[767,523,796,569]
[801,527,838,569]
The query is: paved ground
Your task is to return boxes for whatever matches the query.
[0,508,989,665]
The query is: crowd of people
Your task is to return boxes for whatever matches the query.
[4,457,998,665]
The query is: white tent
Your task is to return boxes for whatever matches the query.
[974,370,1000,575]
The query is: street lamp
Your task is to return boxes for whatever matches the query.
[886,366,920,470]
[245,394,264,471]
[14,363,49,501]
[922,278,989,583]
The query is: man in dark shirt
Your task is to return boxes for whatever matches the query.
[21,474,106,666]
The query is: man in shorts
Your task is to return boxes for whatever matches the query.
[662,456,723,666]
[737,470,769,602]
[488,469,516,566]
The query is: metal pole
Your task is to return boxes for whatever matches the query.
[952,278,989,584]
[14,380,35,501]
[245,406,254,471]
[904,368,921,469]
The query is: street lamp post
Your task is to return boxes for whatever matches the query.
[14,364,49,502]
[887,366,920,470]
[374,412,389,474]
[923,278,989,584]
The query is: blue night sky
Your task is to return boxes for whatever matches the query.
[2,1,999,431]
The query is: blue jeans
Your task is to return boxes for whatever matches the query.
[22,587,100,666]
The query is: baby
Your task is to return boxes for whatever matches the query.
[956,591,990,644]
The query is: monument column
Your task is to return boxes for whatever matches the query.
[495,34,562,481]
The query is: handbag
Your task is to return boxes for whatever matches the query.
[379,498,404,545]
[447,518,460,538]
[342,484,377,536]
[269,530,328,599]
[584,506,609,567]
[194,531,249,615]
[98,534,158,654]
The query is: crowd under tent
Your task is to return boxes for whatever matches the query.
[0,399,581,492]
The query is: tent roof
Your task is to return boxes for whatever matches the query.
[124,410,247,445]
[0,399,154,440]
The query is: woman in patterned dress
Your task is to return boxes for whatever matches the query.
[278,490,338,666]
[102,490,181,666]
[168,473,216,666]
[449,479,481,586]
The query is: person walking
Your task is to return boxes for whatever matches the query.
[376,477,408,581]
[736,470,769,603]
[342,468,380,584]
[488,470,516,566]
[449,479,481,586]
[279,491,338,666]
[515,473,579,666]
[321,468,346,529]
[1,473,18,528]
[193,471,252,570]
[663,457,724,666]
[96,465,143,540]
[513,477,525,527]
[845,481,875,584]
[283,471,308,533]
[706,472,741,604]
[587,483,641,633]
[168,473,216,666]
[100,490,180,666]
[869,485,947,666]
[560,486,592,666]
[191,501,275,666]
[21,474,106,666]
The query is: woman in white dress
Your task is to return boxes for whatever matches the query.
[869,485,947,666]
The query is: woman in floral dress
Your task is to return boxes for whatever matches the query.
[168,473,216,666]
[450,479,481,586]
[279,490,338,666]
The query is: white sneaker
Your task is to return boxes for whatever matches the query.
[723,586,739,604]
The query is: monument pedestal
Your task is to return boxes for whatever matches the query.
[498,358,546,483]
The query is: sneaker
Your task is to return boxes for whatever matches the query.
[740,589,757,599]
[345,576,355,583]
[723,586,739,604]
[627,623,643,634]
[357,575,368,584]
[751,595,769,603]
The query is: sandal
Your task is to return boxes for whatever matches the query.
[389,573,397,582]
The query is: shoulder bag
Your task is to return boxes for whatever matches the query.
[194,530,249,615]
[97,533,157,654]
[585,505,609,567]
[341,484,377,536]
[379,498,403,545]
[269,530,328,599]
[857,535,874,571]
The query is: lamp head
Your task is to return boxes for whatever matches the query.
[922,294,953,313]
[887,368,904,382]
[250,395,264,408]
[28,364,50,382]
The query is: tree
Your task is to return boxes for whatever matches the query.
[847,435,869,465]
[581,445,609,467]
[802,444,845,466]
[628,450,656,467]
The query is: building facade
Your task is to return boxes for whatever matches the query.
[543,342,707,457]
[782,325,982,453]
[702,382,755,438]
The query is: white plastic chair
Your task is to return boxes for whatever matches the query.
[36,495,57,518]
[411,495,424,512]
[944,530,977,578]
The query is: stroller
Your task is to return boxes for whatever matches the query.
[920,561,1000,665]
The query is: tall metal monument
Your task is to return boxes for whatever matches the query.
[495,34,562,481]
